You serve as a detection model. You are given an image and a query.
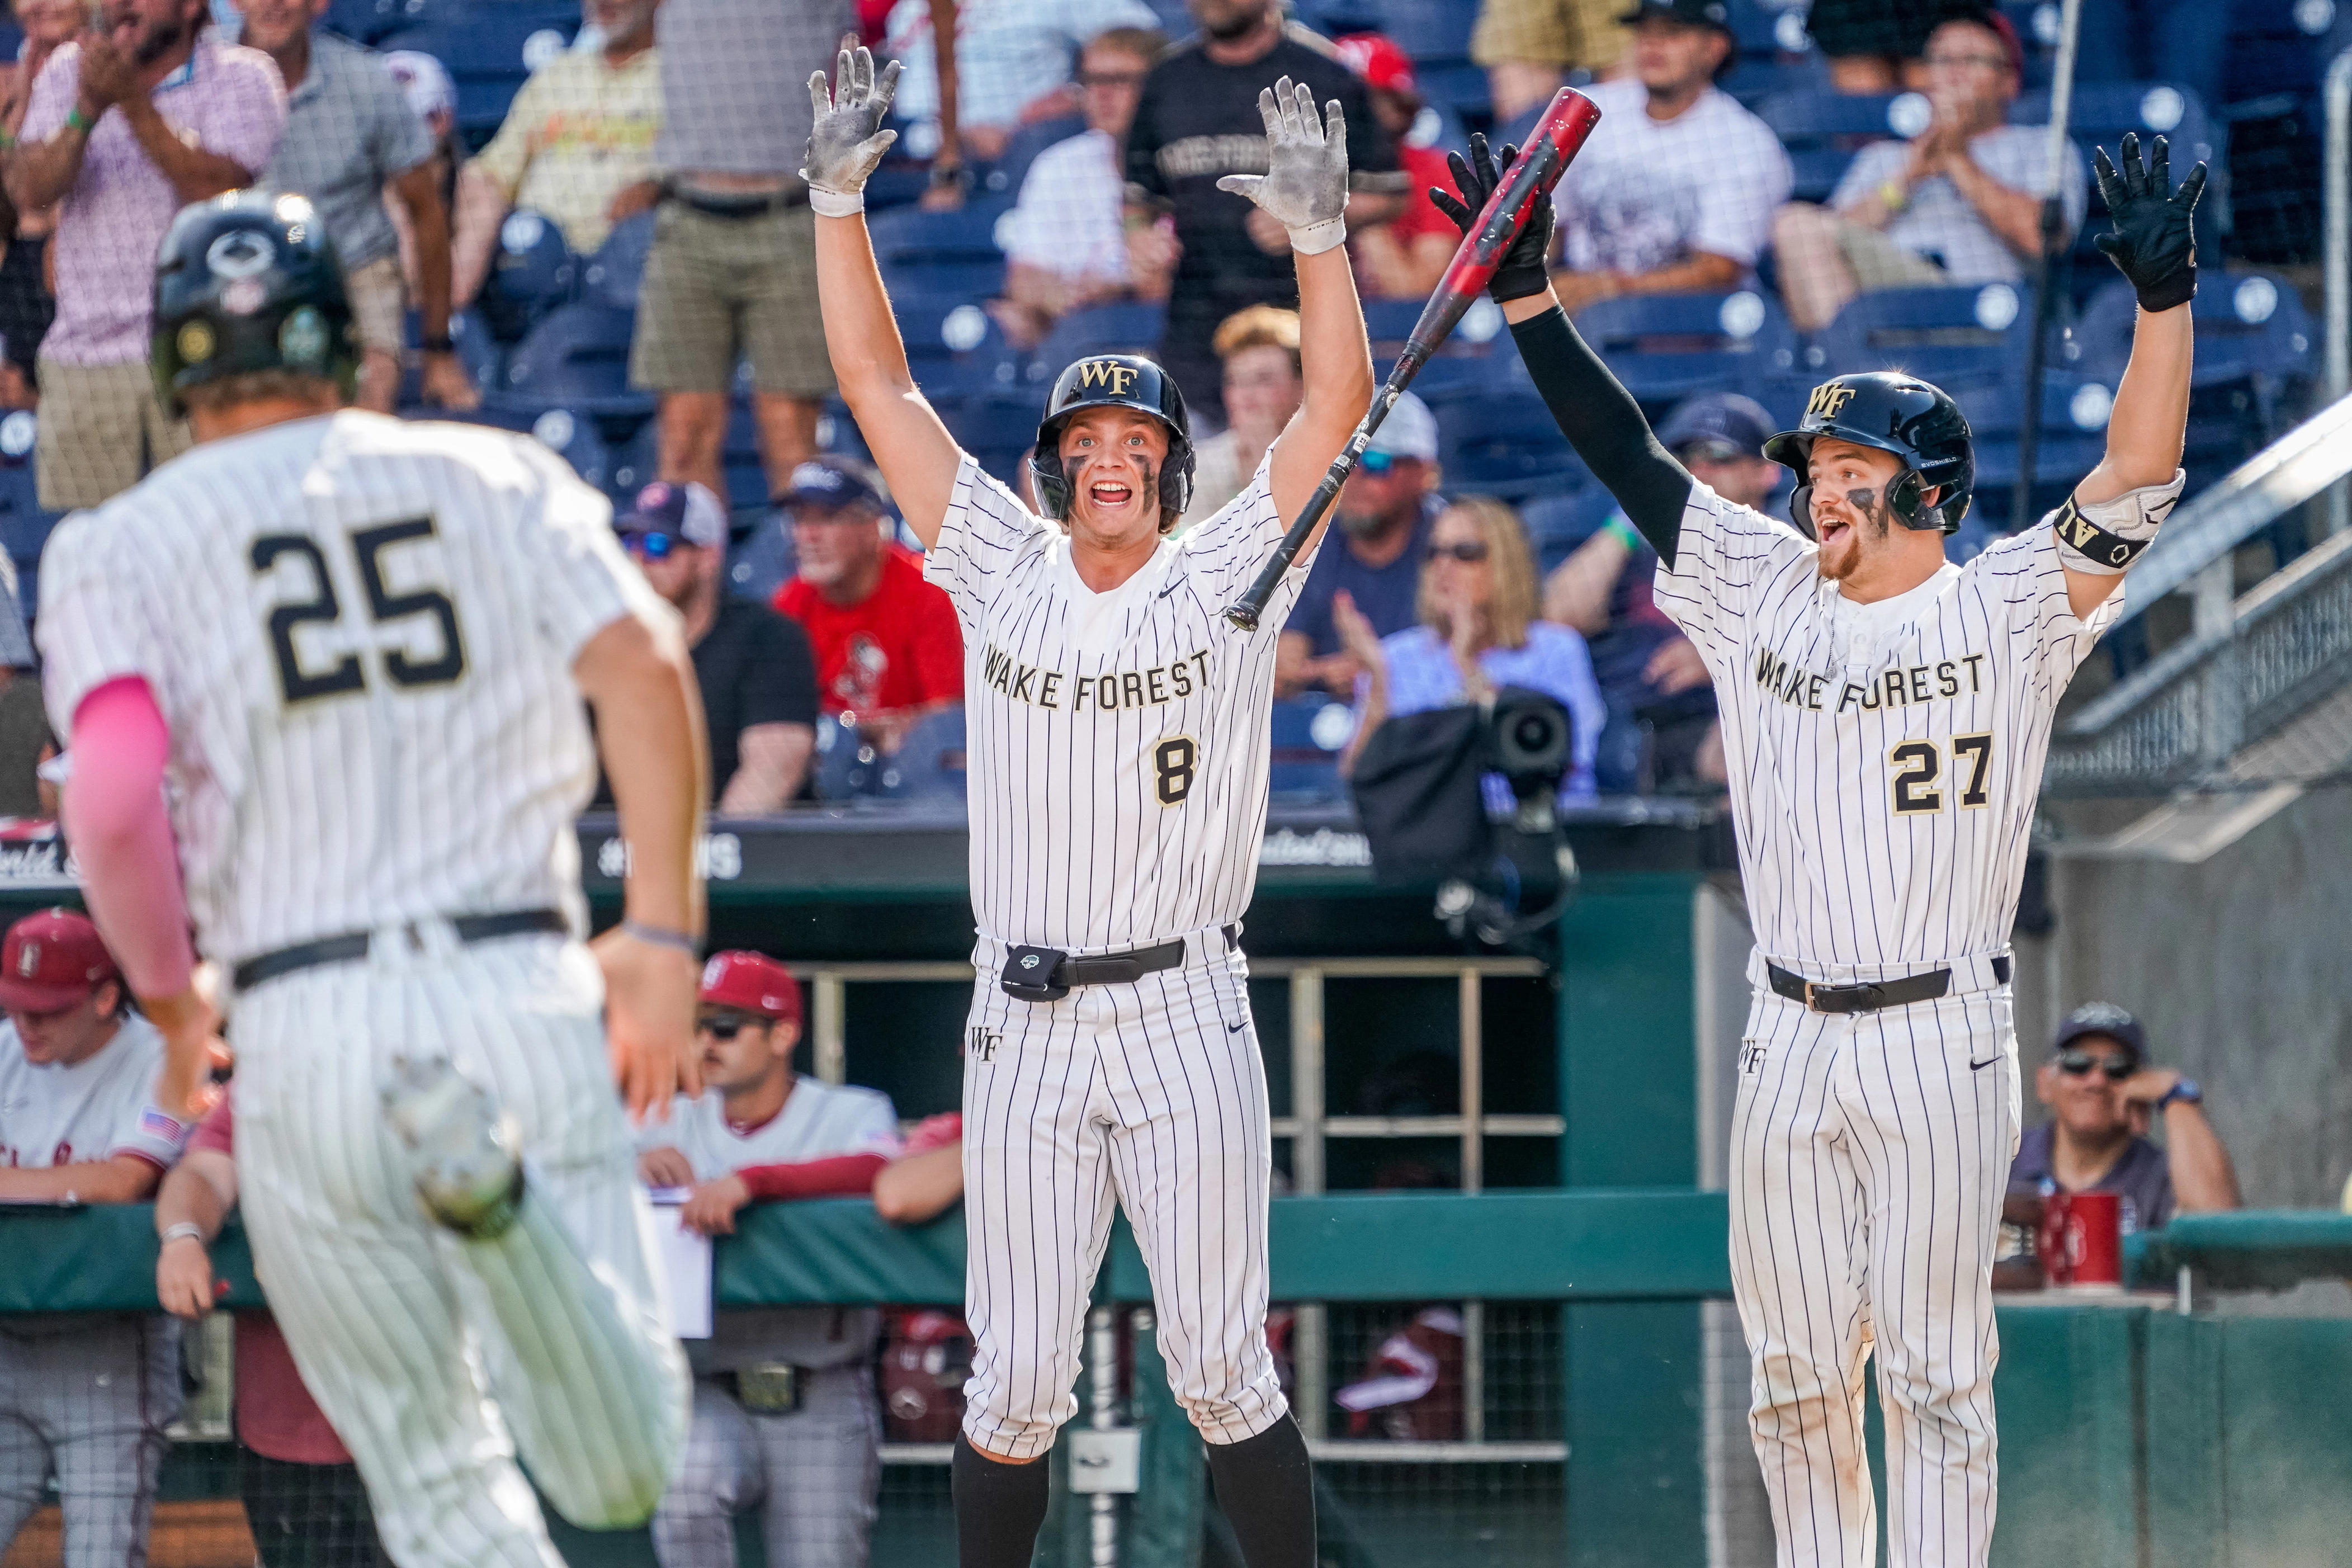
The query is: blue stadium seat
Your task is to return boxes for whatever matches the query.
[448,404,616,491]
[580,210,656,311]
[975,115,1085,200]
[1364,295,1516,395]
[891,294,1026,398]
[719,400,771,512]
[1518,487,1613,575]
[1032,303,1167,373]
[1572,289,1801,410]
[725,512,794,604]
[816,399,873,464]
[873,708,969,802]
[936,394,1042,483]
[1268,697,1350,801]
[397,308,502,407]
[475,207,577,342]
[1368,0,1476,59]
[487,303,650,419]
[1758,90,1914,202]
[2072,272,2312,395]
[1431,388,1586,500]
[379,7,579,141]
[869,197,1016,268]
[881,258,1008,302]
[1953,373,2114,528]
[0,412,53,627]
[1811,284,2056,389]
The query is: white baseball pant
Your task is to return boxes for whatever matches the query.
[651,1368,881,1568]
[0,1317,181,1568]
[958,927,1289,1460]
[229,927,691,1568]
[1729,980,2021,1568]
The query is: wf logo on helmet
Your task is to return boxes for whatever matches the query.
[1806,382,1858,420]
[1077,360,1139,394]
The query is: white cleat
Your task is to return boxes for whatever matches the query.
[382,1056,525,1240]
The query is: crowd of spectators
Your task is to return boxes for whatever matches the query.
[0,908,970,1568]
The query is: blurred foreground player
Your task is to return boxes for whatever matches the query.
[1440,134,2201,1566]
[38,191,706,1568]
[804,47,1373,1568]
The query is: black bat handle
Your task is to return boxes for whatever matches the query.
[1222,385,1401,631]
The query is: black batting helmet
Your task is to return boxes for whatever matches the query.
[1028,353,1194,528]
[1762,371,1974,535]
[151,191,358,417]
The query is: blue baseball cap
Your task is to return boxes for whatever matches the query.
[617,480,726,547]
[778,458,887,516]
[2052,1002,2148,1064]
[1656,393,1775,460]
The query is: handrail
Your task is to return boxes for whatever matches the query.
[2328,49,2352,534]
[2103,390,2352,626]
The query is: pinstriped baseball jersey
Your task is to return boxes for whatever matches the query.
[35,410,664,964]
[1653,473,2181,972]
[0,1012,190,1171]
[923,451,1311,951]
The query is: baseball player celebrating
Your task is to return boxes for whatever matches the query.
[38,192,707,1568]
[1439,134,2203,1565]
[805,46,1374,1568]
[638,950,901,1568]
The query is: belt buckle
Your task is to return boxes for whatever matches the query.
[1803,979,1824,1013]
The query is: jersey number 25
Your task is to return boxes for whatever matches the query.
[252,518,469,706]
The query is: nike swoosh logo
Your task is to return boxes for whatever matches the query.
[1228,1022,1247,1033]
[1970,1056,2001,1070]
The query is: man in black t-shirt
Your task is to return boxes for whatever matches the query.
[615,481,820,813]
[1126,0,1405,416]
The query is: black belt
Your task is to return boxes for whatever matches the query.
[1768,955,2010,1014]
[664,182,807,219]
[1001,925,1238,1003]
[233,909,569,992]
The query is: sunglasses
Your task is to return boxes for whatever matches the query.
[1676,438,1748,465]
[2055,1050,2134,1081]
[1357,449,1398,475]
[697,1013,764,1040]
[1427,540,1490,564]
[620,530,679,561]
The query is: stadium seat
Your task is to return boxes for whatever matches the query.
[396,309,502,407]
[1572,289,1801,410]
[474,207,577,342]
[1432,388,1586,500]
[580,210,656,311]
[891,294,1025,398]
[1811,283,2061,389]
[448,404,616,492]
[1032,303,1167,374]
[487,302,651,419]
[725,512,794,603]
[379,7,579,142]
[1758,90,1914,204]
[1954,372,2113,528]
[0,412,53,626]
[869,197,1016,268]
[1268,697,1351,800]
[872,707,969,802]
[1518,486,1613,575]
[2072,272,2312,399]
[936,393,1042,483]
[975,115,1085,200]
[1368,0,1477,60]
[1365,295,1518,399]
[882,257,1008,302]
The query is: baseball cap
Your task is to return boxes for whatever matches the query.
[1618,0,1732,31]
[1334,34,1418,98]
[383,51,456,125]
[699,951,802,1027]
[0,909,119,1013]
[2051,1002,2147,1064]
[617,480,726,549]
[778,458,887,516]
[1657,393,1775,461]
[1364,391,1438,464]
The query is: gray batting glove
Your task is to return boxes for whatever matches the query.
[802,45,901,217]
[1215,77,1350,256]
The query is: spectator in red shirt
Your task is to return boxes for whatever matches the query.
[772,457,963,752]
[154,1095,387,1568]
[1337,34,1457,300]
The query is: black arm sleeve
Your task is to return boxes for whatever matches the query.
[1507,306,1695,568]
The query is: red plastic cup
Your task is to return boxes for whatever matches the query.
[2037,1190,2123,1291]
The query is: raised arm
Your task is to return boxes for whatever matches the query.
[806,47,966,548]
[1435,138,1694,566]
[1216,81,1374,530]
[2061,134,2200,620]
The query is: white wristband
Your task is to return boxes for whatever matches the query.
[1288,216,1347,257]
[161,1221,206,1248]
[809,186,864,219]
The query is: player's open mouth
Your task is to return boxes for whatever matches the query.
[1818,517,1851,547]
[1089,480,1134,508]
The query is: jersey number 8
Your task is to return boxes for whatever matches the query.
[252,518,469,707]
[1154,736,1197,806]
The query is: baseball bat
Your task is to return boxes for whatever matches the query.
[1222,87,1603,632]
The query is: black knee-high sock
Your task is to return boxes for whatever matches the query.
[1205,1415,1317,1568]
[952,1434,1051,1568]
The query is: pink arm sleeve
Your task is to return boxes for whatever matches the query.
[60,676,196,999]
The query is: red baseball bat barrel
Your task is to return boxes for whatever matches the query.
[1222,89,1601,632]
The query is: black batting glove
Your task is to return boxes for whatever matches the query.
[2092,131,2205,313]
[1429,133,1555,304]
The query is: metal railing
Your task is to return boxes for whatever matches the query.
[2044,394,2352,792]
[2327,47,2352,536]
[785,953,1561,1463]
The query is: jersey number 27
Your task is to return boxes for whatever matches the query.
[252,518,469,706]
